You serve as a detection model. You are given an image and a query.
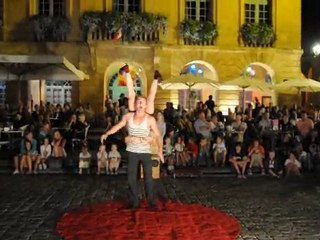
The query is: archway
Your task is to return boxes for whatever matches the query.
[104,61,147,104]
[179,60,219,109]
[241,62,275,107]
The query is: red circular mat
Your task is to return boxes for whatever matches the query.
[57,201,241,240]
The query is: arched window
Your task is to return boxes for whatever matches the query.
[113,0,140,13]
[46,80,72,105]
[185,0,212,21]
[245,0,271,24]
[38,0,66,16]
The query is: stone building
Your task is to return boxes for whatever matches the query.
[0,0,302,113]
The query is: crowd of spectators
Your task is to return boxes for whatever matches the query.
[0,94,319,179]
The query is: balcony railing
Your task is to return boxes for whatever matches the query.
[80,11,167,43]
[240,23,275,48]
[29,15,71,42]
[179,19,217,46]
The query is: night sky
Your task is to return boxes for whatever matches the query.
[302,0,320,54]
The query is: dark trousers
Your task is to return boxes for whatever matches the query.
[127,151,154,206]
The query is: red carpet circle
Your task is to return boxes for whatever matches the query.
[57,200,241,240]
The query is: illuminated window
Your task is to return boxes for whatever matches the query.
[113,0,140,13]
[0,81,6,108]
[39,0,66,16]
[245,0,271,24]
[46,80,72,105]
[185,0,212,21]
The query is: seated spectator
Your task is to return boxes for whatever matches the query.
[266,151,281,178]
[51,130,66,158]
[13,113,26,130]
[198,137,211,167]
[108,143,121,175]
[38,121,51,144]
[174,136,187,167]
[163,137,175,175]
[212,135,227,167]
[79,143,91,175]
[247,139,265,175]
[285,151,301,177]
[194,111,212,140]
[187,137,199,167]
[39,137,52,170]
[97,144,109,175]
[73,113,89,139]
[229,142,249,179]
[230,113,247,143]
[19,134,40,174]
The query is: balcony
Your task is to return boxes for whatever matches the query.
[240,23,275,48]
[179,19,217,46]
[80,11,167,43]
[29,15,71,42]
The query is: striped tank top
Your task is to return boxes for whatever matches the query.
[126,114,151,153]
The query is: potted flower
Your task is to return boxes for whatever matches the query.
[240,22,275,47]
[80,11,103,40]
[30,15,52,41]
[52,16,71,41]
[179,19,217,45]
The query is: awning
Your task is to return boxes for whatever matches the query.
[0,54,89,81]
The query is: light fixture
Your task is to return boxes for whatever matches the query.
[312,43,320,56]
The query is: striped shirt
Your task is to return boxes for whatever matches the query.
[126,114,151,153]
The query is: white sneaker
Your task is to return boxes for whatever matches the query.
[13,170,19,175]
[43,163,47,170]
[79,169,83,175]
[39,164,43,170]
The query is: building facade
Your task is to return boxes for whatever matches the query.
[0,0,302,112]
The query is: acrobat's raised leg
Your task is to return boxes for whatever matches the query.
[122,65,161,114]
[120,64,136,112]
[146,70,162,115]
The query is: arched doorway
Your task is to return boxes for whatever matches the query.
[179,60,219,109]
[241,62,275,107]
[104,61,146,104]
[108,74,142,102]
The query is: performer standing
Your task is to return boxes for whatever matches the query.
[101,67,163,208]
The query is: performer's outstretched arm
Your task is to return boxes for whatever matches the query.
[101,113,129,142]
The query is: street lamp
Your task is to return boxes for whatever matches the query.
[312,43,320,57]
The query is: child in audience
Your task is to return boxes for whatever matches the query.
[108,144,121,175]
[247,138,265,175]
[51,130,66,158]
[212,135,227,167]
[266,151,280,178]
[175,136,187,166]
[187,137,199,167]
[39,137,52,170]
[20,139,40,174]
[97,144,108,175]
[79,143,91,175]
[199,137,211,167]
[229,142,249,179]
[20,140,33,174]
[285,151,301,177]
[163,137,175,176]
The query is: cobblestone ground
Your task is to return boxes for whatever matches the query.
[0,175,320,240]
